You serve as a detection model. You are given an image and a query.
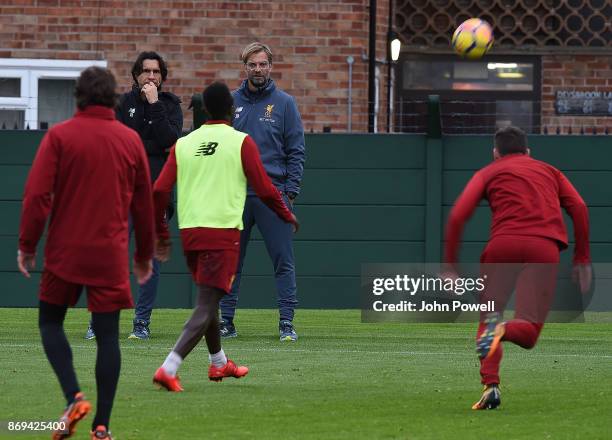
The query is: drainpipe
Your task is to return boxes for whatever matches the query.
[368,0,377,132]
[347,55,354,133]
[386,0,393,132]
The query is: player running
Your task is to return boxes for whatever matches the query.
[152,82,298,391]
[444,126,592,410]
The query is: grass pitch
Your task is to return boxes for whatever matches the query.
[0,309,610,439]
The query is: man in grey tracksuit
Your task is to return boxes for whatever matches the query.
[219,42,305,341]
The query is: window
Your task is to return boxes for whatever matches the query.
[38,79,77,129]
[395,55,541,134]
[0,59,107,130]
[0,109,25,129]
[402,60,534,92]
[0,78,20,97]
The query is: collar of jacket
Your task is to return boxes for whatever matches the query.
[238,79,276,102]
[75,105,116,120]
[205,120,232,126]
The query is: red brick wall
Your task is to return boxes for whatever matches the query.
[541,55,612,134]
[0,0,393,133]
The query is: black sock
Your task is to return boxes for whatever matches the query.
[38,300,80,404]
[91,311,121,430]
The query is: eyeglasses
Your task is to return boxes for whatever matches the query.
[245,62,270,71]
[141,69,161,75]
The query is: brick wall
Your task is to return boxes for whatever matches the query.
[0,0,393,133]
[3,2,608,134]
[541,55,612,134]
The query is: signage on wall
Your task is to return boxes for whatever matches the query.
[555,90,612,116]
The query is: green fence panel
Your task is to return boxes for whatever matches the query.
[0,130,45,165]
[300,169,425,205]
[304,134,426,169]
[235,276,361,309]
[0,166,29,200]
[243,240,424,276]
[1,131,610,308]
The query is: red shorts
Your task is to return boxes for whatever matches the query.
[480,236,560,323]
[184,249,239,293]
[39,270,133,313]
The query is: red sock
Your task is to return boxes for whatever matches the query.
[503,319,543,349]
[477,323,502,385]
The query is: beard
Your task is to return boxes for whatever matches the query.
[248,74,268,88]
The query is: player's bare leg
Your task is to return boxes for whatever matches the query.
[154,285,247,391]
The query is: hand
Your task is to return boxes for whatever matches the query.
[438,263,459,283]
[17,250,36,278]
[572,263,592,295]
[155,238,172,263]
[141,82,158,104]
[286,192,295,207]
[290,213,300,233]
[133,259,153,285]
[439,270,459,283]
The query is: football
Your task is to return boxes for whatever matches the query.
[452,18,494,59]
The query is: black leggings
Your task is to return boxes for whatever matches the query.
[91,309,121,429]
[39,301,121,429]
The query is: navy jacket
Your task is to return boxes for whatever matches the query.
[233,79,305,196]
[116,86,183,181]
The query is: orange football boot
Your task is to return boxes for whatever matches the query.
[52,392,92,440]
[208,359,249,382]
[153,367,184,392]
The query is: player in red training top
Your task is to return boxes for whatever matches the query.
[444,126,592,410]
[18,67,154,440]
[151,82,298,392]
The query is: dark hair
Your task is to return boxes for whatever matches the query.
[75,66,117,110]
[494,125,528,156]
[202,82,234,120]
[131,51,168,84]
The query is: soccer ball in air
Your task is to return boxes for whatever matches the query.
[451,18,494,59]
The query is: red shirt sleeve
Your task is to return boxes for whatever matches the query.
[557,171,590,264]
[19,131,59,255]
[241,136,295,224]
[444,172,486,264]
[153,145,177,240]
[130,138,155,263]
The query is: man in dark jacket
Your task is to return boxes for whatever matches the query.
[85,51,183,340]
[219,42,305,341]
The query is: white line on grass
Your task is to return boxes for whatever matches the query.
[2,343,611,358]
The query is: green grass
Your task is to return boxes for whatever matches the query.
[0,309,611,439]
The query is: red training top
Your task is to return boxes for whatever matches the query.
[445,153,590,264]
[153,121,295,249]
[19,105,155,286]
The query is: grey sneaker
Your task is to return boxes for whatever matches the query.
[219,319,237,338]
[128,320,150,339]
[279,320,298,342]
[84,324,95,340]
